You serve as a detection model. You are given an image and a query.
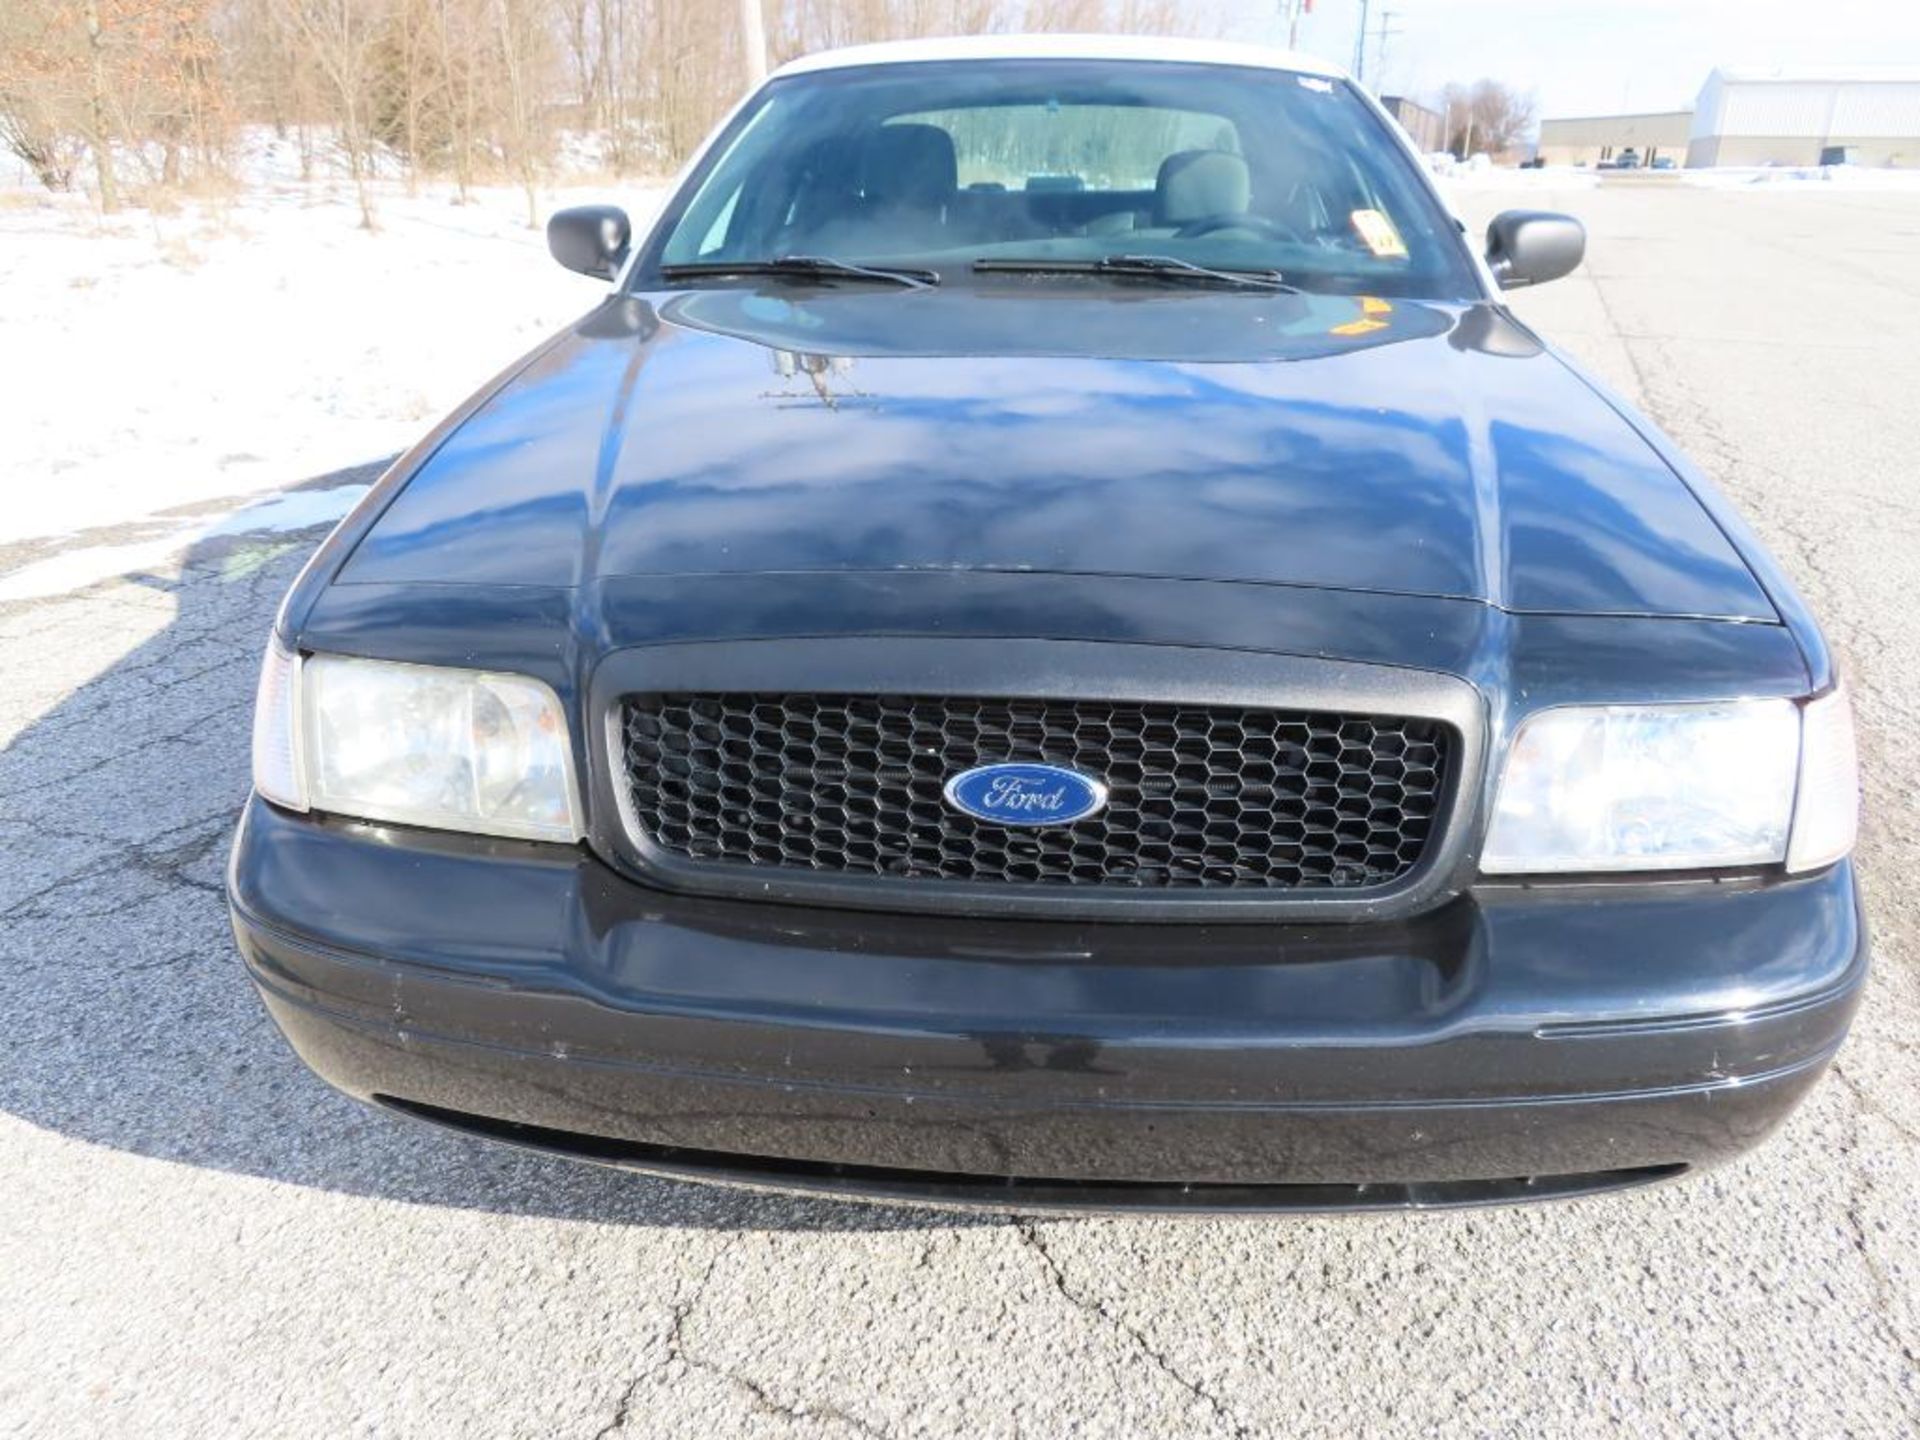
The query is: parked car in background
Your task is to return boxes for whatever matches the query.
[1614,148,1642,169]
[230,34,1865,1213]
[1652,156,1678,171]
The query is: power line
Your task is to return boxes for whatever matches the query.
[1375,9,1403,90]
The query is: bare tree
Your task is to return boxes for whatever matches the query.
[432,0,481,198]
[1,0,1238,212]
[1440,78,1536,160]
[286,0,384,226]
[554,0,597,129]
[371,0,441,191]
[81,0,123,209]
[0,0,87,191]
[490,0,552,224]
[1,0,233,209]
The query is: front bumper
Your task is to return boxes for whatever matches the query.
[228,797,1867,1212]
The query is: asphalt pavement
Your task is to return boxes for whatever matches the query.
[2,178,1916,1438]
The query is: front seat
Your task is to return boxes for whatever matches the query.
[851,123,960,249]
[1137,149,1252,236]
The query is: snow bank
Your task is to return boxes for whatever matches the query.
[1440,166,1600,192]
[0,135,666,553]
[1681,165,1920,191]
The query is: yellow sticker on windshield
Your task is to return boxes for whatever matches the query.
[1351,209,1409,259]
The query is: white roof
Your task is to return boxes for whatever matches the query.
[773,34,1347,82]
[1709,65,1920,86]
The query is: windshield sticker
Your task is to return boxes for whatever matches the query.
[1350,208,1409,259]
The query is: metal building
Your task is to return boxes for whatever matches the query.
[1380,95,1446,153]
[1687,67,1920,167]
[1535,110,1693,168]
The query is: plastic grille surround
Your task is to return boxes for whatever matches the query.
[617,693,1452,894]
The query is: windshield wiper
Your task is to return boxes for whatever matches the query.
[659,255,939,289]
[974,254,1296,292]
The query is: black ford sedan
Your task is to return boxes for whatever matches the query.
[229,36,1865,1211]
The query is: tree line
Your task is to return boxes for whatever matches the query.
[0,0,1210,224]
[1438,78,1535,160]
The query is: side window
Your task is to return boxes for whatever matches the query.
[659,96,786,265]
[694,184,742,257]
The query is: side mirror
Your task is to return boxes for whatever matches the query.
[547,205,632,281]
[1485,210,1585,289]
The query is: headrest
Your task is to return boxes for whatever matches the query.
[1154,150,1251,225]
[861,124,960,207]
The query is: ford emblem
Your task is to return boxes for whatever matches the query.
[942,762,1108,827]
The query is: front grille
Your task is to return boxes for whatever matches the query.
[616,694,1452,895]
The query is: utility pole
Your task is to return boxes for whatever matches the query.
[1278,0,1308,50]
[1375,10,1402,90]
[739,0,768,89]
[1352,0,1371,85]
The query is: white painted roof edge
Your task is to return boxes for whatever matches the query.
[1706,64,1920,86]
[772,34,1348,82]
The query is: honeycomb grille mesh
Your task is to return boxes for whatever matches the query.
[617,694,1451,894]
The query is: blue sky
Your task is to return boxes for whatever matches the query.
[1216,0,1920,117]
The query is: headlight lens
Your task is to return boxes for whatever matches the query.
[1786,685,1858,873]
[250,648,581,842]
[1482,700,1800,873]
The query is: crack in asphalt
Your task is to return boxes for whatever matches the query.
[0,697,254,806]
[1832,1061,1920,1149]
[1830,1069,1920,1373]
[1015,1220,1251,1439]
[0,809,237,923]
[589,1235,893,1439]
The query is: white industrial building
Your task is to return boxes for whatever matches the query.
[1686,67,1920,168]
[1537,67,1920,169]
[1535,110,1692,168]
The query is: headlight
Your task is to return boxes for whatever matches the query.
[1482,699,1801,873]
[249,645,581,842]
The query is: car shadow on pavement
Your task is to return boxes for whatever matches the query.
[0,462,972,1234]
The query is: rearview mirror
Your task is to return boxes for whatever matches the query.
[1485,210,1585,289]
[547,205,632,281]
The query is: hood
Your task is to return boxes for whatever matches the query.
[337,287,1774,621]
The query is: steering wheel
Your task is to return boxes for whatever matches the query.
[1173,214,1304,242]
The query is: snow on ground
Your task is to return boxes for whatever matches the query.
[1444,163,1920,193]
[0,131,667,576]
[0,484,373,602]
[1679,164,1920,190]
[1436,164,1600,191]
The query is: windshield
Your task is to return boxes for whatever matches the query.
[639,60,1477,300]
